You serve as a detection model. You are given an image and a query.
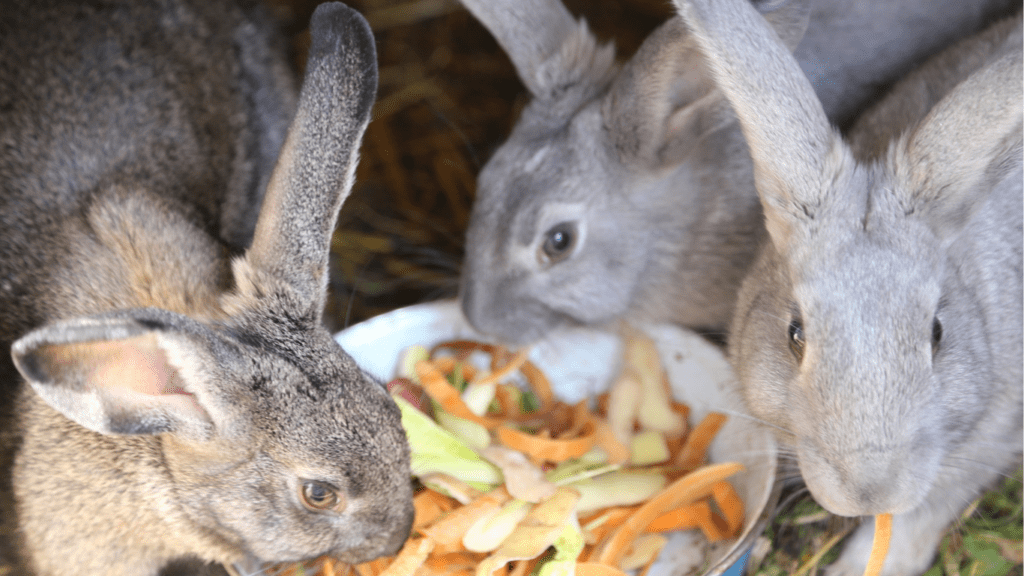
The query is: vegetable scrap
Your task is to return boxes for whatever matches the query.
[268,330,745,576]
[862,513,892,576]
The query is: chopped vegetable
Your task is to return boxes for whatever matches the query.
[463,499,533,552]
[414,489,459,529]
[621,325,684,435]
[486,486,581,561]
[496,421,597,464]
[588,416,631,465]
[572,470,668,514]
[711,480,744,536]
[618,533,667,571]
[378,537,434,576]
[436,410,492,451]
[397,396,502,486]
[269,329,747,576]
[675,412,728,470]
[415,360,503,428]
[480,445,557,503]
[593,461,745,567]
[397,345,430,381]
[421,487,511,555]
[606,371,641,446]
[536,519,585,576]
[863,513,892,576]
[629,430,670,466]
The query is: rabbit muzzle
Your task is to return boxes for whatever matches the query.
[795,427,942,517]
[460,276,566,346]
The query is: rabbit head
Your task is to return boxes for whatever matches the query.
[5,3,413,574]
[675,0,1022,571]
[458,0,809,346]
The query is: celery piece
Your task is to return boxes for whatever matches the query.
[450,362,467,392]
[396,396,502,485]
[436,409,492,450]
[520,389,541,413]
[537,518,585,576]
[546,451,620,485]
[570,470,667,513]
[463,381,497,416]
[396,345,430,382]
[463,499,533,552]
[630,429,670,466]
[411,453,503,485]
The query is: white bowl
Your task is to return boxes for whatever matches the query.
[335,300,778,575]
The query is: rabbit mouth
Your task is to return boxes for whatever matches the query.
[796,441,936,517]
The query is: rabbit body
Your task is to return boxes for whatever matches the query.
[673,0,1022,572]
[0,2,414,575]
[457,0,1018,346]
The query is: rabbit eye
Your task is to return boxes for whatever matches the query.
[300,480,344,512]
[931,317,942,353]
[540,222,577,263]
[788,318,805,362]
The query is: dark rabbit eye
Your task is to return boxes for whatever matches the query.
[540,222,577,263]
[788,318,805,362]
[301,480,344,512]
[931,317,942,354]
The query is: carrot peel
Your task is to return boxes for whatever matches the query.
[863,512,892,576]
[593,461,745,567]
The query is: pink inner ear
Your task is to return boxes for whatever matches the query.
[86,334,176,395]
[76,334,203,416]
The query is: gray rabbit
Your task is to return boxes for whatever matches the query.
[457,0,1018,346]
[0,1,414,575]
[673,0,1022,572]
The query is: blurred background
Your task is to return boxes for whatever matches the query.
[271,0,1023,573]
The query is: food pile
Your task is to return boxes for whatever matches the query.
[270,328,747,576]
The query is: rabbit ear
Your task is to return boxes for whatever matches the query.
[674,0,844,245]
[603,17,727,169]
[896,47,1023,238]
[11,312,230,442]
[458,0,614,100]
[608,0,811,171]
[754,0,812,51]
[241,3,377,316]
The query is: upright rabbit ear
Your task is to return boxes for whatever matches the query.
[241,3,377,317]
[896,42,1023,238]
[457,0,613,100]
[606,0,810,171]
[11,311,233,442]
[674,0,844,246]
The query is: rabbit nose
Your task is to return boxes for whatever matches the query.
[798,440,932,517]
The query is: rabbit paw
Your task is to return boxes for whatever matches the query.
[825,521,939,576]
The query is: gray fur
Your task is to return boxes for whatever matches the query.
[0,2,414,575]
[457,0,1017,346]
[674,0,1022,572]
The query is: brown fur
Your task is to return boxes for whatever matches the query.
[0,2,414,574]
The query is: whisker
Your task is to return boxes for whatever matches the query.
[705,406,796,437]
[940,457,1022,481]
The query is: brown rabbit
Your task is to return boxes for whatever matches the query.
[0,1,414,575]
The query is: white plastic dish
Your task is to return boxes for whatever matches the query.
[335,300,778,576]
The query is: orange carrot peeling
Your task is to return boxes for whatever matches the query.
[594,461,745,567]
[675,412,728,469]
[378,537,434,576]
[415,360,503,428]
[711,480,744,538]
[863,513,892,576]
[496,420,596,463]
